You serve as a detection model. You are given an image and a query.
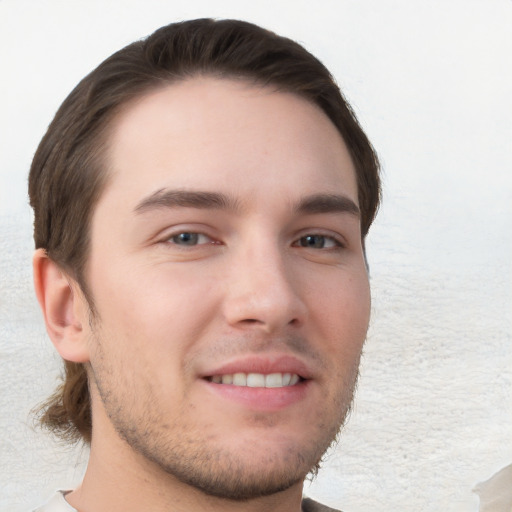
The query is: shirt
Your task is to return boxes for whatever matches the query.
[34,491,342,511]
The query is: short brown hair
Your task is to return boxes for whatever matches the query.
[29,18,381,444]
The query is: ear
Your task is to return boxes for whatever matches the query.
[33,248,90,363]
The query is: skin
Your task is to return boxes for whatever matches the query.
[34,77,371,512]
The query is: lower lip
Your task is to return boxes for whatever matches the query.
[202,379,310,412]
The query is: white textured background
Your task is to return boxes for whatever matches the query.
[1,1,511,511]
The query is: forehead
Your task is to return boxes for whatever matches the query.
[100,77,358,214]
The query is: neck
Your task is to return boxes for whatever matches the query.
[66,407,305,512]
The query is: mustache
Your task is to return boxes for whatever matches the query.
[188,333,329,373]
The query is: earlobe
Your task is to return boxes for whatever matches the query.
[33,249,90,363]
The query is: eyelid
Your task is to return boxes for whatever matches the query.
[168,232,213,245]
[156,225,221,246]
[292,231,347,249]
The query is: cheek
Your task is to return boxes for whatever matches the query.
[89,260,220,355]
[312,270,371,356]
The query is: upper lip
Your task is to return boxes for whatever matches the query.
[200,354,314,380]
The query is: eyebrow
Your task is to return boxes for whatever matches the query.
[297,193,360,217]
[134,189,359,218]
[134,189,240,214]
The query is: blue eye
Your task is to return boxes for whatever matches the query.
[170,233,204,246]
[297,235,339,249]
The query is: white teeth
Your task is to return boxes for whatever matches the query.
[247,373,265,387]
[209,372,301,388]
[233,373,247,386]
[289,374,300,386]
[265,373,283,388]
[221,374,233,384]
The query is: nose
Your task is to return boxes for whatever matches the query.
[222,242,307,333]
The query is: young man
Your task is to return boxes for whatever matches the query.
[30,18,380,512]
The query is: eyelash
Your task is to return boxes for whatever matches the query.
[163,231,345,250]
[293,234,344,250]
[167,232,216,246]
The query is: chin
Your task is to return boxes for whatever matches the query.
[160,449,313,501]
[130,423,336,501]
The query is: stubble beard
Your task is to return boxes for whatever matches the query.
[89,329,361,501]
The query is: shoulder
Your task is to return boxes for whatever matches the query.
[32,491,77,512]
[302,496,343,512]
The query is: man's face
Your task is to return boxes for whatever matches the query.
[82,77,370,499]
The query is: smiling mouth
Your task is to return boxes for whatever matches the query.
[206,372,302,388]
